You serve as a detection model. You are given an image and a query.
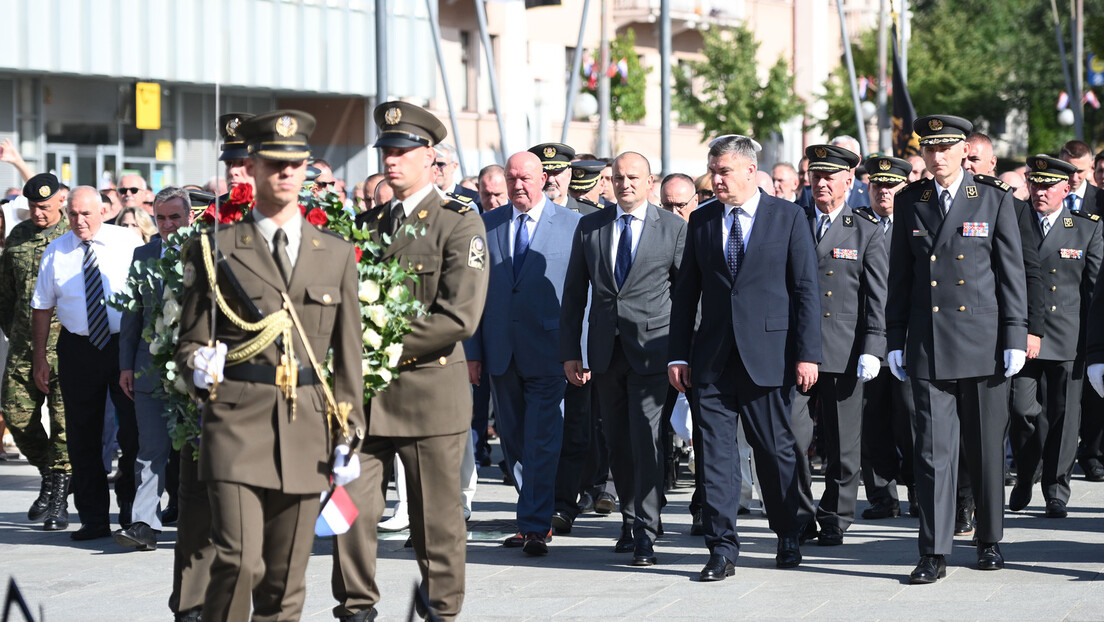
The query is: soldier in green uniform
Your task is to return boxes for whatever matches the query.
[0,173,70,530]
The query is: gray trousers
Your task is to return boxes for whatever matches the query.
[133,390,171,529]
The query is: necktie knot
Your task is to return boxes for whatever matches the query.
[1040,217,1051,236]
[816,213,831,242]
[389,203,405,236]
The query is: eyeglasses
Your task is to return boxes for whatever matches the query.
[314,181,334,189]
[119,187,142,195]
[662,200,693,210]
[434,161,449,168]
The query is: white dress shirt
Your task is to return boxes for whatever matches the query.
[935,168,967,209]
[509,196,547,256]
[609,203,647,269]
[253,209,304,267]
[32,223,142,335]
[722,190,762,250]
[1039,208,1062,234]
[395,182,440,220]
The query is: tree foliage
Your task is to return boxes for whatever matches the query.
[673,26,803,141]
[582,28,650,124]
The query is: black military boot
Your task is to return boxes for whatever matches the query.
[43,473,71,531]
[28,468,53,522]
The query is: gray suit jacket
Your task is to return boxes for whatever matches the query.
[560,202,686,376]
[887,171,1028,380]
[805,205,888,374]
[120,239,164,394]
[1032,208,1103,361]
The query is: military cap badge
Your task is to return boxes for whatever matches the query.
[1036,158,1048,170]
[226,118,240,137]
[879,159,891,171]
[815,147,827,158]
[544,146,556,159]
[929,118,943,131]
[38,185,50,198]
[574,169,584,178]
[384,107,402,125]
[276,115,298,137]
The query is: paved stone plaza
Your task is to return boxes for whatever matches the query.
[2,444,1103,621]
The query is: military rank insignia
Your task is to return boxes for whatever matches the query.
[1060,248,1084,260]
[1064,217,1074,228]
[842,215,853,227]
[921,189,932,202]
[832,248,858,260]
[965,186,978,199]
[962,222,990,237]
[468,236,486,270]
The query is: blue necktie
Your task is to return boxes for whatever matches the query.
[82,241,110,349]
[940,190,951,216]
[726,209,744,278]
[513,213,530,279]
[614,214,633,289]
[816,214,830,242]
[1066,194,1081,212]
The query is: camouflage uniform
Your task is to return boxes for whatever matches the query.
[0,218,68,473]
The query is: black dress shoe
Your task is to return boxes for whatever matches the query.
[161,504,179,526]
[909,554,947,584]
[798,520,818,545]
[614,529,635,553]
[338,607,378,622]
[551,511,573,534]
[404,536,413,548]
[71,523,111,541]
[1045,499,1068,518]
[776,535,802,568]
[175,608,203,622]
[522,531,549,556]
[631,540,657,566]
[595,492,617,515]
[1085,462,1104,482]
[578,492,595,514]
[977,542,1004,570]
[690,511,704,536]
[954,503,975,536]
[699,553,735,581]
[118,501,133,530]
[817,525,844,546]
[114,521,158,551]
[1008,482,1032,512]
[1004,468,1017,487]
[862,498,901,520]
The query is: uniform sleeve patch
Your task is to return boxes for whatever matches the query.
[468,236,486,270]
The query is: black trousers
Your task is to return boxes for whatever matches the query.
[56,329,137,527]
[861,367,915,503]
[554,381,592,518]
[694,350,802,561]
[1010,358,1082,503]
[470,368,492,464]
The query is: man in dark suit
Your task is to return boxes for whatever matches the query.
[669,135,821,579]
[434,143,481,211]
[116,187,194,552]
[463,151,581,554]
[1059,140,1101,216]
[1082,150,1104,480]
[175,110,365,620]
[561,152,686,567]
[886,115,1028,584]
[858,155,918,521]
[792,145,887,547]
[333,102,488,622]
[1009,156,1102,518]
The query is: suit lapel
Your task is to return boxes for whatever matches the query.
[911,178,942,243]
[517,202,558,282]
[491,207,514,278]
[230,215,285,290]
[707,204,733,286]
[1038,208,1068,257]
[817,206,852,260]
[932,171,978,251]
[619,203,659,291]
[597,207,618,287]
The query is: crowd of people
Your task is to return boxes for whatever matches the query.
[3,100,1104,621]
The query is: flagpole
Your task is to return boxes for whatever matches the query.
[596,0,611,157]
[836,0,869,157]
[876,0,890,154]
[561,0,592,144]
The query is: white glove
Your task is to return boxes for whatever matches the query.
[1088,363,1104,398]
[857,354,881,383]
[191,342,227,389]
[1003,349,1026,378]
[331,444,361,486]
[887,350,907,382]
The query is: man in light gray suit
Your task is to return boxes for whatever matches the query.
[464,151,582,555]
[116,187,193,551]
[560,151,687,567]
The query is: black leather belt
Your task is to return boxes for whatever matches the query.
[223,363,319,386]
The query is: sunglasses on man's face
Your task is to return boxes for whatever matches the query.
[119,187,142,195]
[314,181,335,189]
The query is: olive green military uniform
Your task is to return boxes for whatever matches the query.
[0,218,68,473]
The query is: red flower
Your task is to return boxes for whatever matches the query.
[228,183,253,206]
[305,208,328,226]
[354,246,363,263]
[299,204,308,216]
[200,201,246,225]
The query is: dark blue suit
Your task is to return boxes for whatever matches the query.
[464,200,581,534]
[670,194,821,561]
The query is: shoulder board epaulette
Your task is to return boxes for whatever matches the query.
[577,197,599,209]
[973,174,1011,192]
[315,225,346,239]
[1072,209,1101,222]
[902,178,929,193]
[445,191,474,204]
[441,196,474,214]
[853,207,879,224]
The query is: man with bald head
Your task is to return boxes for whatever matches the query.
[561,151,687,567]
[464,151,582,555]
[31,185,142,540]
[478,165,508,211]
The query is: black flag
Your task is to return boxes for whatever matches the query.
[891,24,919,158]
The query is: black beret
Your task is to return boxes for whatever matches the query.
[23,173,60,202]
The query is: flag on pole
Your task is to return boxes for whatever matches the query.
[890,24,919,158]
[1058,91,1071,110]
[316,485,359,537]
[1085,90,1101,110]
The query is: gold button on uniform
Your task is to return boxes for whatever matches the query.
[931,280,937,287]
[826,270,834,276]
[439,356,447,365]
[957,254,964,260]
[957,280,965,285]
[1050,269,1057,274]
[824,313,831,317]
[826,291,832,297]
[1050,286,1057,291]
[416,264,424,271]
[1051,305,1057,311]
[930,255,937,262]
[322,294,332,304]
[958,306,966,311]
[933,306,939,312]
